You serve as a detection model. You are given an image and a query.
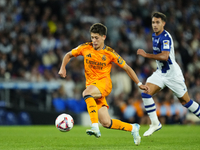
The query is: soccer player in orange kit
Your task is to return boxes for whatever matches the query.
[58,23,149,145]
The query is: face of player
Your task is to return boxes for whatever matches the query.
[91,33,106,50]
[152,17,166,36]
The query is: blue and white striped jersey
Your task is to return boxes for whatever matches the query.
[152,30,183,77]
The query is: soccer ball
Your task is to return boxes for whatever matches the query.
[55,113,74,132]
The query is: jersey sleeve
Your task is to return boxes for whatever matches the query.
[71,45,83,57]
[161,36,171,52]
[110,50,126,68]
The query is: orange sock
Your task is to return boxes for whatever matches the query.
[84,95,98,124]
[110,119,132,132]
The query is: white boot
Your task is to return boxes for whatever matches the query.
[143,123,162,137]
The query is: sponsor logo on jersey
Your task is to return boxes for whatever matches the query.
[153,47,160,51]
[86,59,106,66]
[86,59,106,70]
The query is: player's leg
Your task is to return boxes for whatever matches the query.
[98,106,141,145]
[179,92,200,119]
[83,85,102,138]
[166,75,200,120]
[142,82,162,136]
[141,72,165,136]
[84,77,112,137]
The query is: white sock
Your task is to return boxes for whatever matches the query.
[184,100,200,118]
[142,93,159,125]
[91,123,99,130]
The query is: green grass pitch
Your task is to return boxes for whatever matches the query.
[0,125,199,150]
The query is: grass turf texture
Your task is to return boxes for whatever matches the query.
[0,125,199,150]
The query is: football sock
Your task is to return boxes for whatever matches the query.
[109,119,132,132]
[184,99,200,118]
[84,95,99,124]
[141,93,160,125]
[91,123,99,129]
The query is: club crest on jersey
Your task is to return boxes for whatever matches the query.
[163,40,169,49]
[117,56,124,64]
[102,55,106,61]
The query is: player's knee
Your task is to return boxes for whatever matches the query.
[178,93,190,105]
[141,92,152,98]
[100,119,111,128]
[179,99,188,105]
[82,90,91,98]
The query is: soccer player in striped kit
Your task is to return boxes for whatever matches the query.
[137,12,200,136]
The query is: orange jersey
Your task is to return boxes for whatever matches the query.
[71,42,126,86]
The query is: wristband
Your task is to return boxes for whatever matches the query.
[137,82,142,87]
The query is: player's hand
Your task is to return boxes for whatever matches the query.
[58,68,67,78]
[137,49,146,57]
[139,84,149,92]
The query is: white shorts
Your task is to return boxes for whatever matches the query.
[146,71,187,98]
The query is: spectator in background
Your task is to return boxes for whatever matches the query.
[0,37,13,54]
[117,90,145,124]
[111,65,132,100]
[194,91,200,104]
[42,50,58,70]
[40,33,56,53]
[60,74,76,98]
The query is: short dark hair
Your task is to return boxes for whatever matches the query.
[89,23,107,36]
[152,12,167,22]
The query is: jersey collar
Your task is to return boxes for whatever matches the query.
[102,45,106,50]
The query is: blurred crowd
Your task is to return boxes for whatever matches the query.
[0,0,200,124]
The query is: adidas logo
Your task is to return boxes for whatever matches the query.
[90,110,96,113]
[86,54,91,57]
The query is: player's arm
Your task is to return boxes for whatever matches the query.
[58,51,74,78]
[122,63,149,92]
[137,49,169,61]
